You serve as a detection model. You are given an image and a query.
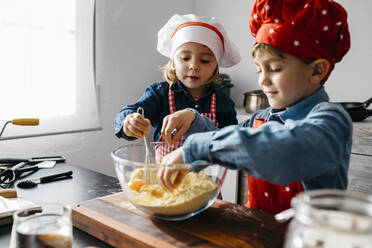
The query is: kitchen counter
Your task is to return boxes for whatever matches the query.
[347,118,372,194]
[236,107,252,123]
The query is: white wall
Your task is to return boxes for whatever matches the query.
[196,0,372,106]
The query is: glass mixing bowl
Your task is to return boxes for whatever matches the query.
[111,142,226,221]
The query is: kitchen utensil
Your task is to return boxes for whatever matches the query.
[0,196,37,226]
[344,108,372,122]
[243,90,269,113]
[337,97,372,110]
[111,143,226,221]
[0,156,65,167]
[137,107,155,185]
[16,171,73,189]
[0,118,39,138]
[0,162,57,188]
[36,161,57,169]
[0,189,17,198]
[0,162,28,188]
[334,97,372,122]
[0,161,56,170]
[0,161,51,188]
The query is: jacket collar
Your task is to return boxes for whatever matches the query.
[170,80,216,99]
[270,87,329,122]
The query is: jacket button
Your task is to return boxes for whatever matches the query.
[195,104,198,108]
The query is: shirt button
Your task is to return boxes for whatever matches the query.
[195,104,198,108]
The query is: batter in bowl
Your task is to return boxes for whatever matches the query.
[127,168,218,215]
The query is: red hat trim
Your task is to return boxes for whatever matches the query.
[171,22,225,48]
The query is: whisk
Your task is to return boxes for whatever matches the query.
[137,107,155,184]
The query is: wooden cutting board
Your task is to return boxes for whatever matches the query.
[72,193,288,248]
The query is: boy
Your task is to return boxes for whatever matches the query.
[157,0,352,214]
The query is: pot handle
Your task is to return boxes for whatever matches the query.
[275,208,295,222]
[367,109,372,118]
[363,97,372,108]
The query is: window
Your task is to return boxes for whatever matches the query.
[0,0,100,140]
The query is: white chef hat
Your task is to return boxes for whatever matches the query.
[157,14,241,68]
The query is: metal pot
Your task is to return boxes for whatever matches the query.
[213,73,233,96]
[243,90,269,113]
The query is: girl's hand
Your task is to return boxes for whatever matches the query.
[157,147,189,192]
[123,112,151,138]
[161,109,195,146]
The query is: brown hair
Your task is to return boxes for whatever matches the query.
[252,43,285,59]
[160,59,221,85]
[252,43,315,65]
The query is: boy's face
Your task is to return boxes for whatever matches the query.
[254,49,319,109]
[173,42,218,94]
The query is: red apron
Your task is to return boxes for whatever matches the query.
[244,118,304,214]
[155,89,218,163]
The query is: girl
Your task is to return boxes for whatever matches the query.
[115,14,241,158]
[157,0,352,214]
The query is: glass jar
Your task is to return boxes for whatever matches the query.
[10,202,72,248]
[282,189,372,248]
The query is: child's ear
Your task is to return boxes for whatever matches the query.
[309,59,331,84]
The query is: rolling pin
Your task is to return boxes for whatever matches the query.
[0,189,17,198]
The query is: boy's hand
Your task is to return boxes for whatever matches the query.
[157,147,189,192]
[161,109,195,146]
[123,112,151,138]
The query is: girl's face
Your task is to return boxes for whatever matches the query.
[254,49,319,109]
[173,42,218,99]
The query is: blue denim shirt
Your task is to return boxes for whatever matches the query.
[114,81,238,141]
[184,87,353,191]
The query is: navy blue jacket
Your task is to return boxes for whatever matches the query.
[115,81,238,141]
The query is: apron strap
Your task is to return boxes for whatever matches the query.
[168,89,176,114]
[209,93,216,115]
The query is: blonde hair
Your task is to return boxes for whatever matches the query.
[160,59,221,85]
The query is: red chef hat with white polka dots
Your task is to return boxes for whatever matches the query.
[250,0,350,83]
